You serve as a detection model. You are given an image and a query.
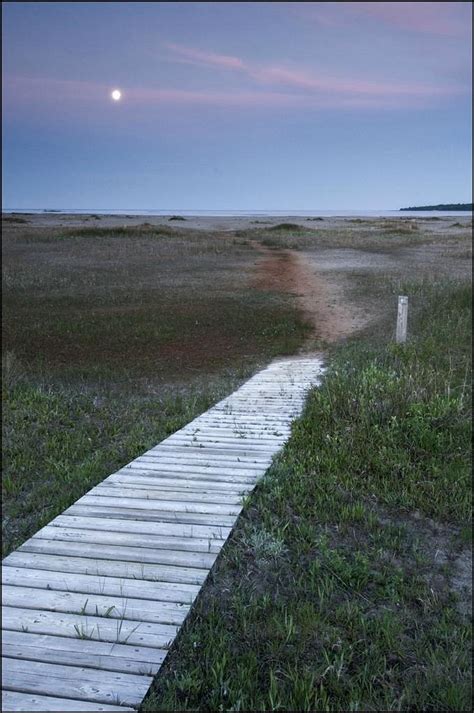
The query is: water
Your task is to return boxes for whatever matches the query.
[3,208,473,218]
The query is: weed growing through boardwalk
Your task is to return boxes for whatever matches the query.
[142,278,471,712]
[74,622,97,640]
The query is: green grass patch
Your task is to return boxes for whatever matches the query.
[381,221,419,235]
[261,237,301,250]
[142,278,472,712]
[62,224,179,239]
[2,215,28,224]
[1,361,241,555]
[269,223,304,231]
[3,290,309,383]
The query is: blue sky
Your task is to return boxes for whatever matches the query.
[2,2,472,210]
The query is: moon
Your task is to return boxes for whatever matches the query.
[111,89,122,101]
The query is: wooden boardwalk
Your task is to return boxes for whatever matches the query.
[2,356,324,711]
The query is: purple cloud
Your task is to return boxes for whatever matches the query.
[165,43,245,71]
[3,72,464,120]
[164,43,468,101]
[292,2,471,37]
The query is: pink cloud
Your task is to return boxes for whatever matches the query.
[165,43,245,71]
[2,75,301,110]
[248,65,461,97]
[123,84,440,111]
[292,2,471,38]
[165,42,467,100]
[350,2,471,37]
[2,71,465,120]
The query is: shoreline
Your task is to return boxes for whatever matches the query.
[3,211,472,232]
[3,209,473,217]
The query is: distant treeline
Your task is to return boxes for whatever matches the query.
[400,203,473,211]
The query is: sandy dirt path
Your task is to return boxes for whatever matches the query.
[250,244,369,345]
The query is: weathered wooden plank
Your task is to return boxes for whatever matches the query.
[146,443,273,456]
[2,567,200,603]
[234,384,306,395]
[236,384,308,389]
[209,408,299,415]
[147,443,275,457]
[212,394,301,404]
[165,431,284,442]
[230,389,304,394]
[2,586,189,626]
[32,524,225,554]
[2,658,152,707]
[171,427,289,438]
[19,539,218,569]
[118,464,257,484]
[185,413,292,422]
[107,469,253,485]
[146,436,282,448]
[2,691,134,712]
[126,456,266,472]
[196,414,294,422]
[156,439,278,453]
[132,449,271,475]
[206,411,300,419]
[65,503,238,527]
[207,409,297,417]
[75,494,241,516]
[207,404,304,408]
[216,398,299,404]
[114,468,257,486]
[88,485,242,505]
[3,552,210,585]
[114,463,252,477]
[100,477,250,497]
[130,457,265,474]
[162,434,286,446]
[154,444,276,457]
[2,630,166,674]
[185,412,293,420]
[2,608,178,648]
[212,397,303,404]
[50,514,231,540]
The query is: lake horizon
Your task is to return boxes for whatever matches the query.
[3,208,473,218]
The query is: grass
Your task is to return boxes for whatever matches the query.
[2,223,310,554]
[2,226,310,384]
[2,364,241,555]
[2,215,28,224]
[142,277,472,712]
[380,221,419,235]
[234,224,427,253]
[233,216,472,256]
[269,223,304,231]
[60,223,179,238]
[261,237,301,250]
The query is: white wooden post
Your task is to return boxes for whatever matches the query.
[396,295,408,343]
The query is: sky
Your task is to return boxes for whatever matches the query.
[2,1,472,211]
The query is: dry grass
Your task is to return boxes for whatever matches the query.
[2,225,312,386]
